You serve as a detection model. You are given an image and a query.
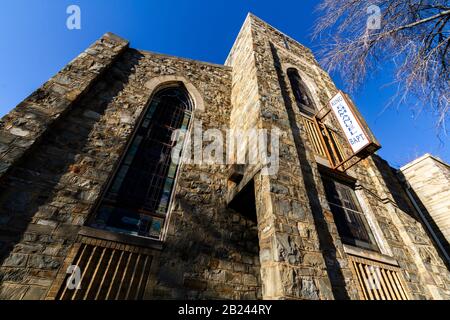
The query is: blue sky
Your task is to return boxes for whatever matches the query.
[0,0,448,167]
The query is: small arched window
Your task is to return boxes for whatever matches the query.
[287,68,316,115]
[91,84,192,239]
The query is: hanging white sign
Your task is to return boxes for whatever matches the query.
[330,92,370,154]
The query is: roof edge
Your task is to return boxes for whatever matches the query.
[400,153,449,172]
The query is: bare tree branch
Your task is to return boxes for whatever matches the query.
[313,0,450,133]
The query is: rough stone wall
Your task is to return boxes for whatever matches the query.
[244,14,358,300]
[237,14,450,300]
[0,40,262,299]
[0,14,449,301]
[225,17,261,137]
[0,33,131,299]
[0,33,129,181]
[140,53,263,299]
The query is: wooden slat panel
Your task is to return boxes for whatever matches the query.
[94,249,116,300]
[352,260,369,300]
[84,247,107,299]
[386,270,403,300]
[358,263,375,300]
[364,265,380,300]
[105,250,125,300]
[392,271,408,300]
[135,255,150,300]
[302,116,327,157]
[71,245,97,300]
[58,243,88,300]
[375,267,392,300]
[301,115,346,163]
[125,254,141,299]
[372,266,387,300]
[349,255,409,300]
[115,252,133,300]
[330,130,345,160]
[380,268,397,300]
[55,237,155,300]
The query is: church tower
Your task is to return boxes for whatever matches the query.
[0,14,448,300]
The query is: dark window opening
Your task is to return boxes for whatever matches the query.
[226,179,262,298]
[287,68,316,116]
[228,180,257,224]
[321,175,378,251]
[91,84,192,239]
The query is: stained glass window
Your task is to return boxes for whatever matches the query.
[91,84,192,239]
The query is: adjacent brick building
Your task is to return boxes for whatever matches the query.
[0,14,449,300]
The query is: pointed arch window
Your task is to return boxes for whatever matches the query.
[91,84,192,239]
[287,68,316,115]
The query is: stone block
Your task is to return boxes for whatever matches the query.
[22,286,48,300]
[25,223,55,235]
[53,224,80,240]
[0,268,28,283]
[301,279,319,300]
[13,243,44,255]
[27,255,60,270]
[270,183,288,195]
[183,278,207,291]
[2,253,28,268]
[0,284,28,300]
[9,127,30,137]
[242,274,258,286]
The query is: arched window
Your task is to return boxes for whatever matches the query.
[91,84,192,239]
[287,68,316,115]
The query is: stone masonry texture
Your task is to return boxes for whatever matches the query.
[400,154,450,258]
[0,14,449,300]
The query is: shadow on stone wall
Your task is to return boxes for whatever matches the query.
[154,192,262,299]
[270,43,350,300]
[371,155,419,218]
[0,51,144,294]
[373,155,450,267]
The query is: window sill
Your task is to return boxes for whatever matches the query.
[315,154,331,167]
[79,226,163,251]
[343,244,399,267]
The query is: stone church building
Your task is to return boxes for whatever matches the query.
[0,14,449,300]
